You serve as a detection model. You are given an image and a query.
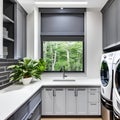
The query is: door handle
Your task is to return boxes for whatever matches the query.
[75,89,78,96]
[53,89,56,96]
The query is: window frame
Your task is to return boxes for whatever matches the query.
[41,35,85,72]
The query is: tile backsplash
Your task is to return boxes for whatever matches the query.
[0,59,18,89]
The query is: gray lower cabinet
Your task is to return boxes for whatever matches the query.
[54,88,65,115]
[76,88,87,115]
[66,88,76,115]
[7,89,41,120]
[42,88,54,115]
[42,87,101,116]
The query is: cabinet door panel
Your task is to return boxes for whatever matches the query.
[107,0,117,46]
[16,6,23,58]
[88,102,99,115]
[117,0,120,43]
[15,3,27,58]
[29,92,41,113]
[14,102,29,120]
[102,0,118,49]
[76,88,87,115]
[66,88,76,115]
[54,88,65,115]
[30,103,41,120]
[42,88,53,115]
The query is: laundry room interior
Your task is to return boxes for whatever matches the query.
[0,0,119,120]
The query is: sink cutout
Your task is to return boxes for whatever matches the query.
[53,79,76,82]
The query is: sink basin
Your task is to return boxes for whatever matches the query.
[53,79,76,82]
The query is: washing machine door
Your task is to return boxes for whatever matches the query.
[101,61,109,87]
[115,62,120,96]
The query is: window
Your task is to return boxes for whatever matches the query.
[41,36,84,72]
[40,8,85,72]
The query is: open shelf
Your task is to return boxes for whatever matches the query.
[3,15,14,23]
[3,0,15,59]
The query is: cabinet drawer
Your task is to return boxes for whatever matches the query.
[88,88,99,93]
[88,92,99,102]
[88,102,99,115]
[29,92,41,113]
[14,102,29,120]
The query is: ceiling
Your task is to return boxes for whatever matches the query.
[17,0,108,13]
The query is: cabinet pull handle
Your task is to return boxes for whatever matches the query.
[68,88,74,91]
[55,88,63,91]
[77,88,86,91]
[76,89,78,96]
[90,89,97,91]
[74,89,76,96]
[53,89,56,96]
[46,88,52,91]
[90,93,96,95]
[28,114,32,120]
[90,103,97,105]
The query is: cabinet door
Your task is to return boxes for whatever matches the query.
[29,103,41,120]
[42,88,53,115]
[103,0,117,49]
[15,3,27,58]
[13,102,29,120]
[76,88,87,115]
[117,0,120,43]
[54,88,65,115]
[66,88,76,115]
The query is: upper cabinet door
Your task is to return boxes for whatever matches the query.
[117,0,120,43]
[102,0,118,51]
[14,3,27,59]
[54,88,66,115]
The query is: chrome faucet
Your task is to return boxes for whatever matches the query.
[60,66,67,79]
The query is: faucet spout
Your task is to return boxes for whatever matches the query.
[62,66,67,79]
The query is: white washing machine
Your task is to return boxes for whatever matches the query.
[100,52,115,101]
[113,51,120,119]
[100,52,115,120]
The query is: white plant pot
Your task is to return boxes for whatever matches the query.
[22,77,32,85]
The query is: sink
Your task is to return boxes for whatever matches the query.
[53,79,76,82]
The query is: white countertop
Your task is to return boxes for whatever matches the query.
[0,77,101,120]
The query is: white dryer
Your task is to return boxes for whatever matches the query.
[100,52,115,101]
[113,51,120,119]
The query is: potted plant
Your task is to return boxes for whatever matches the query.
[8,58,46,85]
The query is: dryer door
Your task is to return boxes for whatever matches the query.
[101,61,109,87]
[115,62,120,95]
